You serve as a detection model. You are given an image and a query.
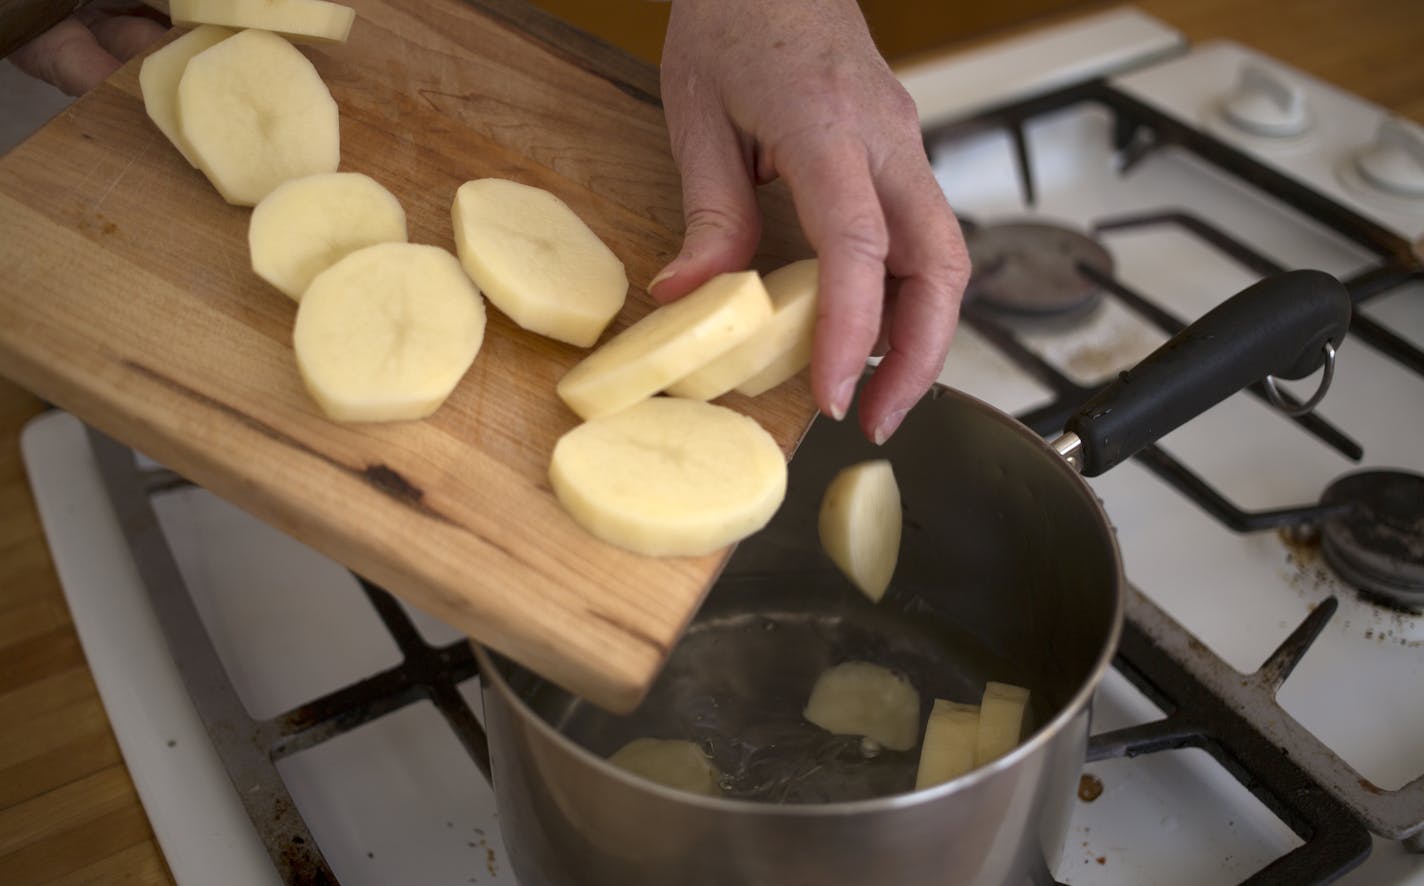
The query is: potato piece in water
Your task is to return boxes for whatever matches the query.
[177,29,340,206]
[668,259,818,401]
[802,661,920,752]
[819,459,902,602]
[975,681,1030,766]
[170,0,356,44]
[607,738,721,796]
[556,271,772,420]
[293,243,485,422]
[549,397,787,556]
[452,178,627,347]
[139,25,235,167]
[250,172,408,301]
[915,700,979,790]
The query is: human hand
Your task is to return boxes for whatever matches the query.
[655,0,970,444]
[10,2,167,96]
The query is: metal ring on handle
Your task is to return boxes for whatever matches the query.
[1263,342,1337,417]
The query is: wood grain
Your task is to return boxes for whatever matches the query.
[0,0,816,715]
[2,0,1421,883]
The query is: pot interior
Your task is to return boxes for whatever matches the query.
[500,385,1123,802]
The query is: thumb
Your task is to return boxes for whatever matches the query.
[651,114,762,304]
[10,17,120,96]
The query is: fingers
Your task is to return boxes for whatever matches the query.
[858,152,970,443]
[86,13,167,62]
[652,74,762,304]
[10,17,121,96]
[780,136,889,422]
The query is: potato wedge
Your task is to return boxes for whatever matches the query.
[667,259,818,401]
[549,397,787,556]
[250,172,408,300]
[452,178,627,347]
[915,700,980,789]
[802,661,920,752]
[818,459,902,602]
[974,681,1030,766]
[139,25,235,166]
[556,271,772,420]
[178,29,340,206]
[170,0,356,44]
[607,738,721,796]
[293,243,485,422]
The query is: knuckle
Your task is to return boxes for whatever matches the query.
[684,201,755,239]
[832,211,891,262]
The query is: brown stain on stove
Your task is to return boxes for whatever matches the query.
[1359,777,1384,796]
[1077,773,1104,802]
[1065,337,1141,383]
[1276,527,1424,646]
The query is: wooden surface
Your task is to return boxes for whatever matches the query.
[0,0,816,717]
[2,0,1421,883]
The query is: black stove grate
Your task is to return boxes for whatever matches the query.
[930,77,1424,862]
[87,425,1378,886]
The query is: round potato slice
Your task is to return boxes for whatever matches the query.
[293,243,485,422]
[250,172,408,300]
[818,459,902,602]
[178,29,340,206]
[549,397,787,556]
[669,259,818,401]
[169,0,356,44]
[453,178,628,347]
[556,271,773,420]
[607,738,721,796]
[139,25,235,166]
[803,661,920,752]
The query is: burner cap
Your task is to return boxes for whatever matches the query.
[964,221,1113,327]
[1320,470,1424,610]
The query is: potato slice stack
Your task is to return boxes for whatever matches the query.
[136,2,829,561]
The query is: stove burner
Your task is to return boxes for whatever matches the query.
[963,221,1114,327]
[1320,470,1424,610]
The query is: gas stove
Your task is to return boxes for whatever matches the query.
[19,8,1424,885]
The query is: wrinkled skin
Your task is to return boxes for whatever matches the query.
[654,0,970,443]
[10,2,167,96]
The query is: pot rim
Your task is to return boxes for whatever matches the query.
[478,386,1126,815]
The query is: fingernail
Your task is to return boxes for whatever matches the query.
[648,257,684,295]
[872,408,910,446]
[828,376,857,422]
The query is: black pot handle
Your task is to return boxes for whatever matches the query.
[1061,269,1351,477]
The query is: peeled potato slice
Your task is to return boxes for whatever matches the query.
[974,682,1030,766]
[452,178,627,347]
[607,738,721,796]
[169,0,356,44]
[178,29,340,206]
[293,243,485,422]
[915,700,980,790]
[250,173,408,300]
[802,661,920,752]
[669,259,818,400]
[557,271,772,420]
[549,397,786,556]
[818,459,902,602]
[139,25,235,166]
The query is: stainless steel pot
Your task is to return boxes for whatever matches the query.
[467,270,1351,886]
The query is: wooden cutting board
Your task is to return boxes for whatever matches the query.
[0,0,816,713]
